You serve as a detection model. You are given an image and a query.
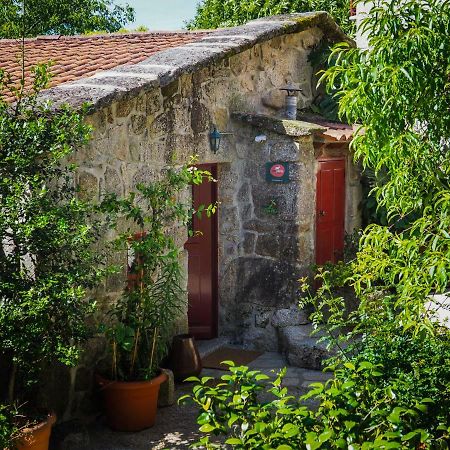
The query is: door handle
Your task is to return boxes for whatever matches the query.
[318,210,327,217]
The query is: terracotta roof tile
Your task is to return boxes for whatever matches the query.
[0,31,208,102]
[298,112,354,142]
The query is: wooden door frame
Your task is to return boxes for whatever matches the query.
[317,155,347,162]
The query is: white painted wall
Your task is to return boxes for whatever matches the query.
[429,294,450,328]
[355,1,373,48]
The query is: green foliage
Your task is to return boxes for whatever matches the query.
[304,1,450,441]
[0,404,18,448]
[0,0,135,38]
[100,161,217,381]
[183,362,450,449]
[308,43,341,121]
[187,0,354,35]
[321,0,450,330]
[83,25,149,36]
[263,199,279,215]
[0,64,109,413]
[303,267,450,432]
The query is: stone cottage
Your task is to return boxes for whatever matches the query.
[1,12,361,418]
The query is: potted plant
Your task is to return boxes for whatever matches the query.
[0,65,109,449]
[97,160,216,431]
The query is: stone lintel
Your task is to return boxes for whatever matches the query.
[232,112,327,137]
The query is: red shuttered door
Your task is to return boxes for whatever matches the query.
[185,164,218,339]
[316,159,346,265]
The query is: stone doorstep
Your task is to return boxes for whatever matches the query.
[196,336,231,358]
[248,357,286,369]
[197,346,328,388]
[278,325,333,370]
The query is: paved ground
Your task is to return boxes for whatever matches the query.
[56,349,331,450]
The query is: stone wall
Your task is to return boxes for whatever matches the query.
[37,16,359,420]
[217,116,361,352]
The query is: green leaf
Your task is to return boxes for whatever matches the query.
[225,438,243,445]
[228,414,239,427]
[221,360,235,367]
[184,376,201,383]
[199,423,216,433]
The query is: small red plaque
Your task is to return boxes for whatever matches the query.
[266,162,289,183]
[270,164,285,178]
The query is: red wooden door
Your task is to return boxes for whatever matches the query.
[185,164,218,339]
[316,159,346,265]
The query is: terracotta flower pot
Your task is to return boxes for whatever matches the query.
[15,413,56,450]
[168,334,202,381]
[97,372,167,431]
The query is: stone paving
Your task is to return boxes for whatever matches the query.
[55,349,331,450]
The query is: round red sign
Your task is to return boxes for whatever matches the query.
[269,164,285,178]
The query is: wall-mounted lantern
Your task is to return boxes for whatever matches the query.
[209,124,233,153]
[279,83,302,120]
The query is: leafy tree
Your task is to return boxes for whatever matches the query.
[187,0,354,35]
[0,0,135,38]
[0,63,111,417]
[322,0,450,329]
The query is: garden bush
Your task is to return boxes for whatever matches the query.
[99,161,216,382]
[183,360,450,449]
[0,61,112,442]
[188,0,355,35]
[0,404,18,448]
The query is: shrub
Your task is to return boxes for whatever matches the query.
[99,161,216,381]
[0,61,112,443]
[0,404,18,449]
[183,362,450,449]
[187,0,355,35]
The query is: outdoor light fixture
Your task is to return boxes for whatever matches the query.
[279,82,302,120]
[209,124,232,153]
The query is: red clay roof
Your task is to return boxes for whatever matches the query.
[0,31,208,99]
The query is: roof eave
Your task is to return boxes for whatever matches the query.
[39,12,354,113]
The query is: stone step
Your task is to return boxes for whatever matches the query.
[196,336,231,358]
[278,325,333,370]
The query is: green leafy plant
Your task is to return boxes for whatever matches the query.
[301,266,450,432]
[187,0,355,35]
[302,0,450,439]
[263,199,279,216]
[0,404,19,449]
[0,0,135,38]
[320,0,450,338]
[308,42,342,121]
[0,62,112,443]
[183,362,450,449]
[99,161,217,381]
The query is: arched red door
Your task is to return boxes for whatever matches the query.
[315,159,346,265]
